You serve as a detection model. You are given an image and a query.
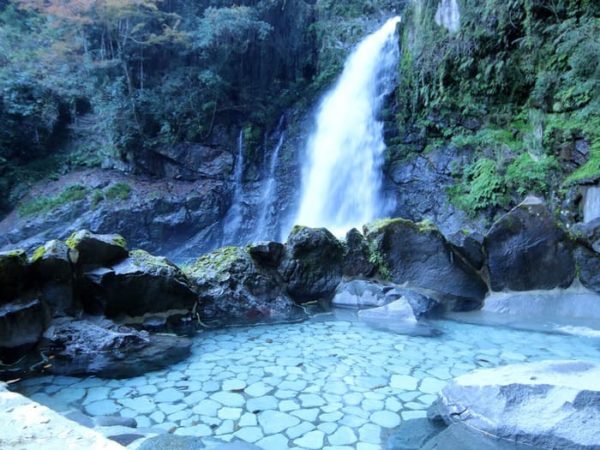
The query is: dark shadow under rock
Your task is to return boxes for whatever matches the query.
[386,418,445,450]
[41,317,191,378]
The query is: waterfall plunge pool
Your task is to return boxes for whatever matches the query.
[10,315,600,449]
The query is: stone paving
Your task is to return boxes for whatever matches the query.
[12,318,600,450]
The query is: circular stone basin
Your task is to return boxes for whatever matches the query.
[11,318,600,449]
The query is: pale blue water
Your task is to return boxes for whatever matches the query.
[12,317,600,449]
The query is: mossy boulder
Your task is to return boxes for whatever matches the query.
[0,250,29,303]
[31,240,75,282]
[342,228,376,278]
[364,218,487,310]
[185,246,303,326]
[484,197,576,291]
[31,240,78,316]
[80,249,196,317]
[280,226,345,303]
[66,230,128,266]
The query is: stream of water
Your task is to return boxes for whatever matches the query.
[222,131,245,246]
[293,17,401,236]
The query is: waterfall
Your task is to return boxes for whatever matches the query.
[256,117,286,241]
[584,187,600,223]
[293,17,401,236]
[222,131,245,245]
[434,0,460,33]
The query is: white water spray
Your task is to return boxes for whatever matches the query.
[293,17,401,235]
[222,131,245,245]
[256,118,286,240]
[584,186,600,223]
[435,0,460,33]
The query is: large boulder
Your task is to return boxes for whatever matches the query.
[186,246,304,326]
[41,317,192,378]
[280,226,344,303]
[66,230,128,266]
[447,231,485,270]
[31,240,78,316]
[332,280,441,318]
[571,218,600,253]
[433,360,600,449]
[0,249,29,303]
[80,250,196,317]
[364,218,487,310]
[574,245,600,294]
[342,228,376,278]
[0,298,50,363]
[484,198,576,291]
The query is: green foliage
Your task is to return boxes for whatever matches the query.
[18,184,88,217]
[104,182,132,201]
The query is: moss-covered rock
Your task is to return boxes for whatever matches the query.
[30,240,78,316]
[80,249,196,318]
[484,197,575,291]
[280,226,345,303]
[186,246,304,326]
[66,230,128,266]
[365,217,487,310]
[0,249,29,303]
[342,228,376,278]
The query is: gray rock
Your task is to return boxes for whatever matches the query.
[364,218,487,310]
[342,228,375,278]
[66,230,128,266]
[248,242,284,268]
[484,198,576,291]
[280,226,344,302]
[358,298,417,323]
[447,231,484,270]
[81,250,196,317]
[386,418,445,450]
[95,415,137,428]
[332,280,388,309]
[186,246,304,326]
[0,298,50,363]
[435,360,600,449]
[574,246,600,294]
[420,423,543,450]
[41,317,191,378]
[0,249,29,303]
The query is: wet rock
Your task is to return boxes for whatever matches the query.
[342,228,375,278]
[571,218,600,253]
[0,249,29,303]
[66,230,128,266]
[186,247,304,326]
[358,298,417,323]
[574,246,600,294]
[364,218,487,310]
[0,298,50,363]
[150,143,234,182]
[386,418,445,450]
[484,198,576,291]
[31,240,78,316]
[80,250,196,317]
[332,279,389,309]
[447,231,485,270]
[248,241,284,268]
[280,226,344,302]
[420,423,542,450]
[434,360,600,449]
[41,317,191,378]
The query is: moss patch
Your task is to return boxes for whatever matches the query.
[105,183,132,201]
[18,184,88,218]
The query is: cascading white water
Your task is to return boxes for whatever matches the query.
[293,17,401,236]
[584,186,600,223]
[256,119,286,241]
[222,131,245,245]
[434,0,460,33]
